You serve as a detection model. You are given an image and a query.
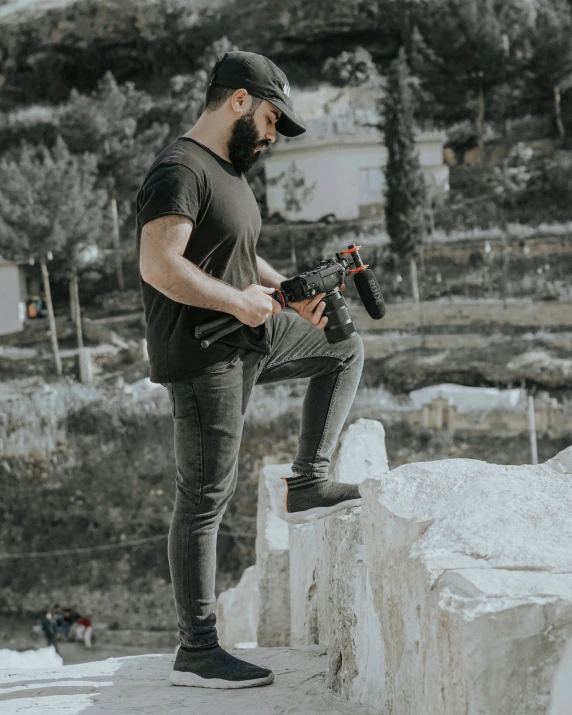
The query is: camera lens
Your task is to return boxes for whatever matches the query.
[322,289,357,343]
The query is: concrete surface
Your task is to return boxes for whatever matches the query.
[0,647,377,715]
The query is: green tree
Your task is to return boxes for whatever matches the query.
[58,72,169,289]
[167,36,240,138]
[382,48,428,261]
[0,138,110,376]
[382,47,428,329]
[526,0,572,138]
[412,0,531,145]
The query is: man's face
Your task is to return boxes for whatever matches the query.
[228,99,281,174]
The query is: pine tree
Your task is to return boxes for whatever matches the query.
[382,47,428,335]
[0,138,110,376]
[411,0,531,145]
[382,47,428,261]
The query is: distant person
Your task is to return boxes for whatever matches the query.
[53,604,64,628]
[136,50,363,689]
[61,608,73,640]
[75,614,93,648]
[26,299,38,319]
[41,610,60,654]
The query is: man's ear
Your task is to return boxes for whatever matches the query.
[230,88,250,116]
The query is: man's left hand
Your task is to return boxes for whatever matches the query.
[288,292,328,329]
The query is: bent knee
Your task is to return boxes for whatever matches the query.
[343,331,364,363]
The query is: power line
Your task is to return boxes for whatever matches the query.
[0,530,256,560]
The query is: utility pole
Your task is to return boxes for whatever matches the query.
[40,255,62,376]
[528,394,538,465]
[71,263,83,350]
[111,197,125,291]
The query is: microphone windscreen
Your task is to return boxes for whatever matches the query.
[354,268,386,320]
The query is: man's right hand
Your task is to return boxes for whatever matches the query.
[233,284,279,327]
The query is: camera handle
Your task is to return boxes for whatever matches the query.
[194,290,285,349]
[195,316,242,349]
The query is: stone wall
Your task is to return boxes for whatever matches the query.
[423,234,572,264]
[354,298,572,333]
[216,419,572,714]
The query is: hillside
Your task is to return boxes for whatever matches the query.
[0,0,397,106]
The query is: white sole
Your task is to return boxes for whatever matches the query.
[169,670,274,688]
[284,498,362,524]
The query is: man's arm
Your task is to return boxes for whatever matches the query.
[257,255,287,290]
[140,215,242,314]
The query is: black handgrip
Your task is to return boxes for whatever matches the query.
[194,314,237,340]
[194,290,286,348]
[198,318,243,349]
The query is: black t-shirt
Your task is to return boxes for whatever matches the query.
[136,137,271,383]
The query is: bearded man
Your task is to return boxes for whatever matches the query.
[136,51,364,689]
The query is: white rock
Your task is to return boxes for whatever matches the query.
[289,419,389,651]
[215,565,259,649]
[550,637,572,715]
[255,463,291,647]
[334,418,389,483]
[357,449,572,715]
[288,520,329,647]
[545,445,572,474]
[0,647,62,669]
[322,509,385,708]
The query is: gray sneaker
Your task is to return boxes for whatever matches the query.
[283,475,361,524]
[170,644,274,689]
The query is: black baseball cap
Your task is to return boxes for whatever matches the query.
[209,51,306,138]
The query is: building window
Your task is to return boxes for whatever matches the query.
[359,167,384,203]
[358,167,384,219]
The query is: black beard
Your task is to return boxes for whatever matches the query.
[228,111,268,174]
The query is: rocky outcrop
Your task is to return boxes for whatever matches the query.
[255,463,291,647]
[359,449,572,714]
[550,637,572,715]
[287,417,390,706]
[217,421,572,714]
[215,565,259,649]
[333,417,389,482]
[0,381,99,458]
[288,521,321,646]
[218,418,390,651]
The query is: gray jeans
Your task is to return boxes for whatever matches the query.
[162,307,364,648]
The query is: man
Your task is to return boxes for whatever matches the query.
[136,51,364,689]
[41,610,60,655]
[52,604,63,628]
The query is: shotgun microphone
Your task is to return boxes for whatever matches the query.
[353,268,386,320]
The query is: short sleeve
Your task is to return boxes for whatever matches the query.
[137,163,204,229]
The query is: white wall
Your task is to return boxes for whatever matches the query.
[0,263,24,335]
[265,136,448,222]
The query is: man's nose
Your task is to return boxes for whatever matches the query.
[265,128,276,144]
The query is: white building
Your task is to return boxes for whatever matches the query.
[0,260,41,336]
[264,112,449,223]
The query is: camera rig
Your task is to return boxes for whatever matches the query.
[194,243,384,348]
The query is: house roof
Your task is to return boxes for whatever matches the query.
[272,111,445,152]
[271,83,444,152]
